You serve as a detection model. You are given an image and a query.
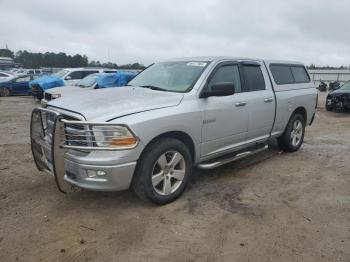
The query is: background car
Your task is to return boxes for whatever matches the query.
[30,68,118,100]
[25,69,43,75]
[0,71,15,83]
[326,80,350,111]
[42,71,138,103]
[0,74,41,96]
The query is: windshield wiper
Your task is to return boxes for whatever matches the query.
[140,85,168,91]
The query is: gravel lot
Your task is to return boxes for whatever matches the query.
[0,94,349,262]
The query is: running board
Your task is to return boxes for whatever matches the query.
[198,144,268,170]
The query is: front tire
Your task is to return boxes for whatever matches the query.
[0,87,9,97]
[132,138,193,205]
[278,113,305,152]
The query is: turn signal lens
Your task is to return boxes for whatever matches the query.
[111,137,137,146]
[92,125,138,148]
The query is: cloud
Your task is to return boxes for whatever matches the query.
[0,0,349,66]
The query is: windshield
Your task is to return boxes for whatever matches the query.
[76,74,98,88]
[53,69,69,78]
[340,81,350,90]
[128,61,208,92]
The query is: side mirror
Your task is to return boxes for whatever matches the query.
[201,83,235,98]
[65,76,71,80]
[94,85,100,89]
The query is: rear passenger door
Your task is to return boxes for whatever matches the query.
[240,62,275,141]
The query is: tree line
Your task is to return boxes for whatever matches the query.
[0,48,145,70]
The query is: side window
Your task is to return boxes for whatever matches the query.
[291,66,310,83]
[15,76,31,82]
[67,71,84,80]
[241,65,266,92]
[270,65,294,85]
[83,71,99,77]
[208,65,241,93]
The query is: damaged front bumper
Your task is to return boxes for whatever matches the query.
[326,94,350,110]
[30,107,140,193]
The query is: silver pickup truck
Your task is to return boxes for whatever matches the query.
[30,57,317,204]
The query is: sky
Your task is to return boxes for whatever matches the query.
[0,0,349,66]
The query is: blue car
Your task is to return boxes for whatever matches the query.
[0,75,42,97]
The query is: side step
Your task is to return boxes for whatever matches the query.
[198,144,268,170]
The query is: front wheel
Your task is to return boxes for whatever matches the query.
[132,138,193,205]
[278,114,305,152]
[0,87,9,97]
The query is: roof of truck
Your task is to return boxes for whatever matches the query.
[163,56,305,65]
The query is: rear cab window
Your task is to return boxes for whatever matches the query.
[270,64,310,85]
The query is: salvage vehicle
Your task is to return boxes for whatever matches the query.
[328,81,340,91]
[30,68,117,100]
[41,71,137,104]
[326,80,350,111]
[30,57,317,204]
[0,74,41,96]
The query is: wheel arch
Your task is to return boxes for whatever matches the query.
[139,131,196,162]
[293,106,307,123]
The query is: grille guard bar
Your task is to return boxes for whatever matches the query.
[30,108,74,193]
[30,107,139,193]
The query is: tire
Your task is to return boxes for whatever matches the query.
[277,113,305,152]
[0,87,9,97]
[132,138,193,205]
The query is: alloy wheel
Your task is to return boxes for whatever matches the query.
[151,151,186,196]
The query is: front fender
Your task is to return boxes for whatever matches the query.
[110,105,203,163]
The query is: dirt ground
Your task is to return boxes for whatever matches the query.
[0,94,349,262]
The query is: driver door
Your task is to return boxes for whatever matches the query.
[200,63,249,158]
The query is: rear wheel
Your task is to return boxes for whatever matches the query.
[278,113,305,152]
[0,87,9,97]
[132,138,193,205]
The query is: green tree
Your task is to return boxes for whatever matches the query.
[0,49,14,58]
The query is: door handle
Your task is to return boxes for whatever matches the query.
[264,98,274,103]
[235,102,247,107]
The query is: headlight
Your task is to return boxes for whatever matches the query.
[92,125,138,148]
[51,93,61,99]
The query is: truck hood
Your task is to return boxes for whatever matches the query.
[48,86,184,121]
[47,85,86,95]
